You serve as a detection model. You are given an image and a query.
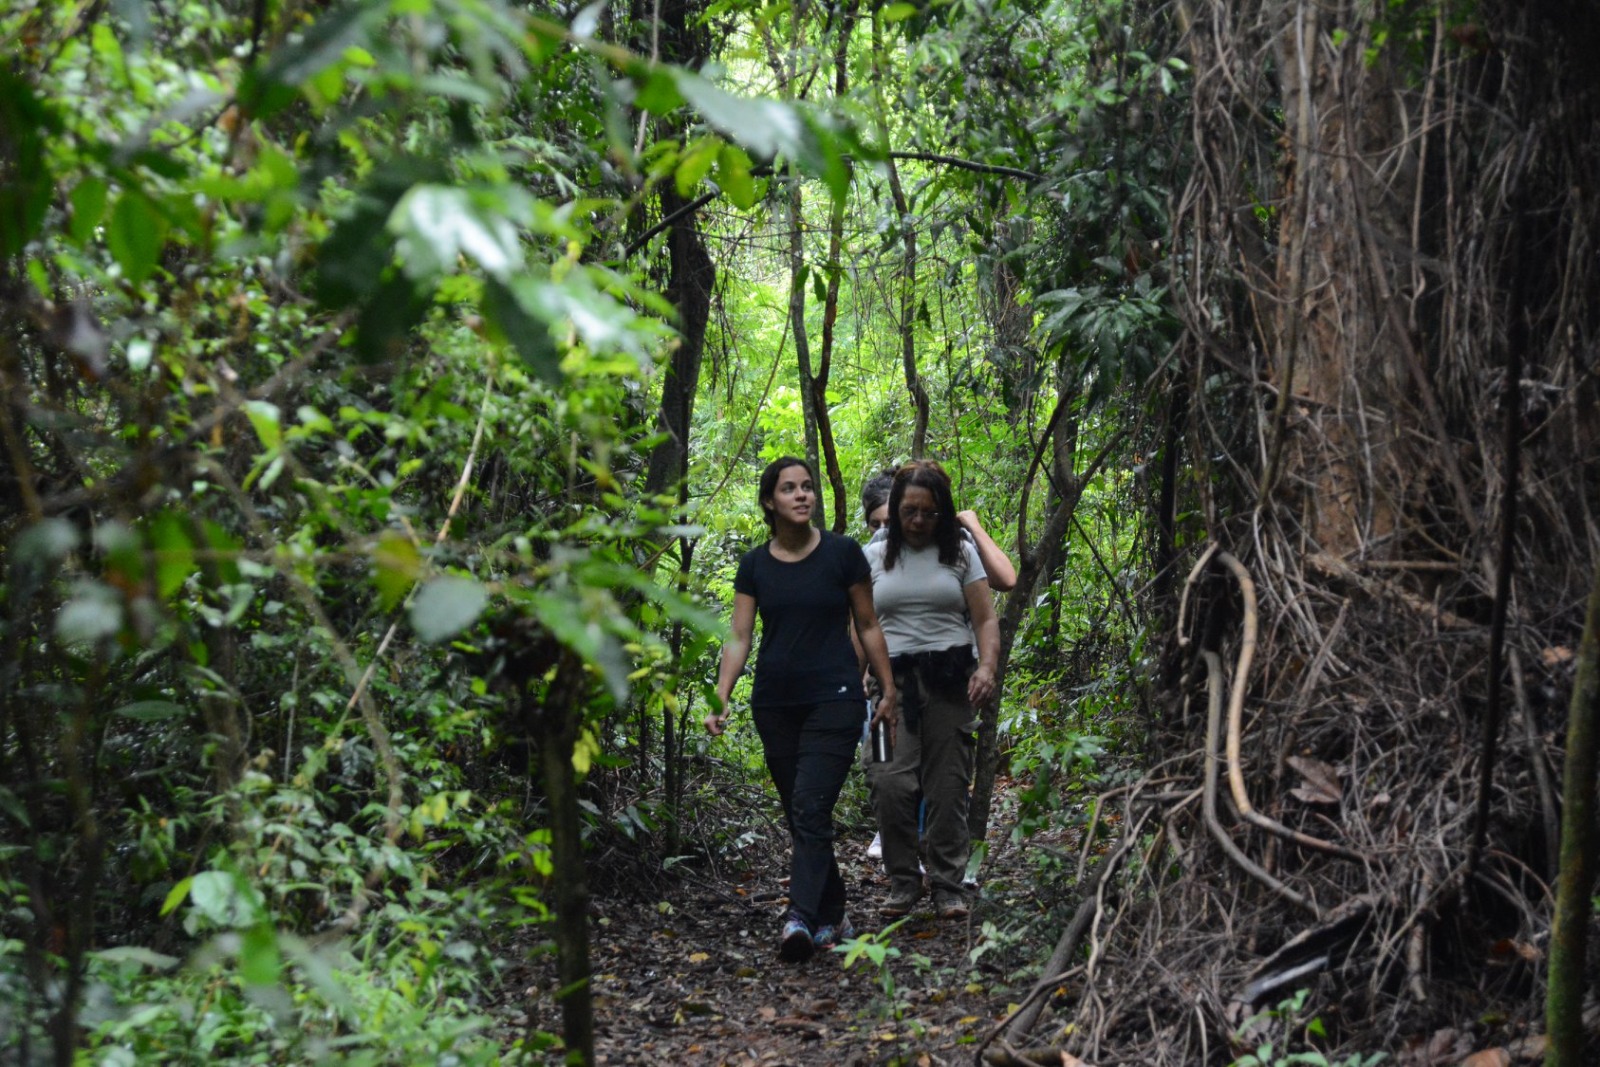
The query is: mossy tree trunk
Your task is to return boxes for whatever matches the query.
[1545,562,1600,1066]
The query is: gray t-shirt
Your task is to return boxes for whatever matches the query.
[865,538,986,655]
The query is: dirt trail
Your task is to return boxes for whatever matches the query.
[505,825,1046,1067]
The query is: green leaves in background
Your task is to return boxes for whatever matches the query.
[0,69,59,257]
[112,700,189,722]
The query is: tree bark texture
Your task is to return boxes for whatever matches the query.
[1144,0,1600,1055]
[1263,1,1411,555]
[526,649,595,1065]
[641,187,714,501]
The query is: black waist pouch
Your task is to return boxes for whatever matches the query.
[890,644,975,731]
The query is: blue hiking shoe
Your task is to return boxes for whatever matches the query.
[779,914,815,962]
[813,914,855,950]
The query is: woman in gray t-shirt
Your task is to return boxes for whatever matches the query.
[864,461,1000,919]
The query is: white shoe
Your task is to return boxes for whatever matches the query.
[866,832,883,860]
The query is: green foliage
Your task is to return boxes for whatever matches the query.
[1229,990,1388,1067]
[0,0,878,1060]
[836,919,914,1019]
[1,0,1196,1057]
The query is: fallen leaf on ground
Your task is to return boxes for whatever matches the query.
[1507,1034,1546,1060]
[1287,755,1342,805]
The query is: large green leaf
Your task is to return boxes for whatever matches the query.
[90,946,181,971]
[149,512,196,598]
[69,177,108,245]
[529,590,629,703]
[107,191,169,284]
[410,576,489,643]
[665,71,866,201]
[187,870,265,928]
[55,581,124,646]
[240,924,282,986]
[715,144,757,209]
[352,272,427,363]
[483,276,562,381]
[389,184,526,282]
[316,157,446,307]
[241,400,283,450]
[372,532,422,610]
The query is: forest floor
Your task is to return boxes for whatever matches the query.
[499,776,1068,1067]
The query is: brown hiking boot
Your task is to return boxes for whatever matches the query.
[879,887,923,918]
[935,890,970,919]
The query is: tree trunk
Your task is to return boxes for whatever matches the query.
[813,4,855,533]
[969,390,1120,838]
[785,177,822,494]
[1263,0,1406,552]
[871,12,928,459]
[985,228,1039,433]
[641,184,713,501]
[641,0,712,503]
[527,649,595,1065]
[1545,558,1600,1066]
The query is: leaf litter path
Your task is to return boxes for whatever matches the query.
[501,820,1051,1067]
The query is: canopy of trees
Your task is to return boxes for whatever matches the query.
[2,0,1597,1063]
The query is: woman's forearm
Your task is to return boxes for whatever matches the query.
[976,617,1000,673]
[715,636,750,705]
[958,510,1017,592]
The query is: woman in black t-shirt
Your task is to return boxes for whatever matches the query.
[704,456,899,962]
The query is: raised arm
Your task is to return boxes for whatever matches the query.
[847,580,900,741]
[957,510,1018,592]
[963,577,1001,706]
[705,592,756,735]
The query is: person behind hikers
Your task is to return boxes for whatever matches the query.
[865,460,1000,919]
[705,456,899,961]
[861,469,1016,591]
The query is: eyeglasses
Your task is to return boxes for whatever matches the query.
[898,506,939,523]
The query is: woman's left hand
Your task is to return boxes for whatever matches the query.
[967,663,996,705]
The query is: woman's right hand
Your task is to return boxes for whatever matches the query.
[702,712,728,736]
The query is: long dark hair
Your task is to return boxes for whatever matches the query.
[883,460,960,570]
[757,455,816,535]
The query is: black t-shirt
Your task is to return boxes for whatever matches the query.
[734,530,870,708]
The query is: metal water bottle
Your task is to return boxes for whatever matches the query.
[870,718,892,763]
